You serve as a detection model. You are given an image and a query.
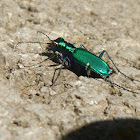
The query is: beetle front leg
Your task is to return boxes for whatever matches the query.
[51,57,67,86]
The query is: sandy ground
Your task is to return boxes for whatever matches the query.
[0,0,140,140]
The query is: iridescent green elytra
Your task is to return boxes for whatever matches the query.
[72,48,112,77]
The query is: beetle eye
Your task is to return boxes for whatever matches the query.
[54,42,58,45]
[51,42,58,47]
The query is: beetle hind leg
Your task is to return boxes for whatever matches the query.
[99,50,140,82]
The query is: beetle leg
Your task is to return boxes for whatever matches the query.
[99,50,106,58]
[102,76,139,94]
[24,54,55,69]
[80,44,88,50]
[85,62,91,76]
[51,57,67,86]
[55,52,64,64]
[99,50,140,82]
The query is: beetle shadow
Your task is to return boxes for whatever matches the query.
[61,118,140,140]
[70,63,101,78]
[40,52,101,79]
[40,52,59,64]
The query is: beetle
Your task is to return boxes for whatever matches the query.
[17,31,140,94]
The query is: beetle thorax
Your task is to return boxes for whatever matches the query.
[58,42,75,53]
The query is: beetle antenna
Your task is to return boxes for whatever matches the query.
[37,31,53,42]
[15,41,50,51]
[17,41,49,46]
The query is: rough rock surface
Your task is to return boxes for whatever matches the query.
[0,0,140,140]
